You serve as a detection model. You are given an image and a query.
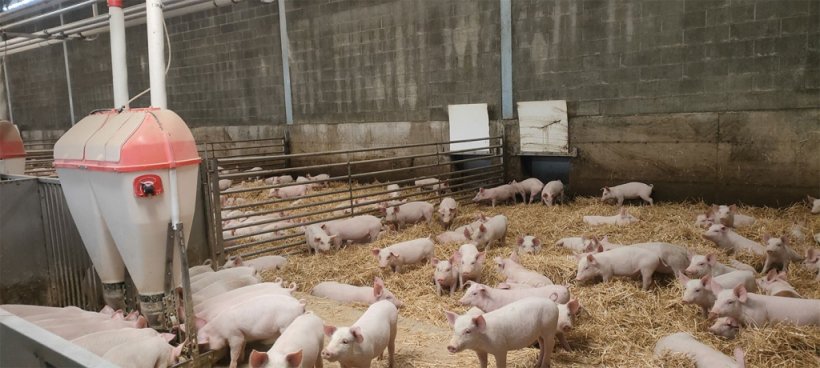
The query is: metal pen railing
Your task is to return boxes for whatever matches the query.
[202,136,505,261]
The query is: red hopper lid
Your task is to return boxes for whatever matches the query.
[53,108,201,172]
[0,120,26,160]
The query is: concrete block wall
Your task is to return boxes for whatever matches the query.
[2,0,818,205]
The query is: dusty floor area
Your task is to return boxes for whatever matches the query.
[234,192,819,368]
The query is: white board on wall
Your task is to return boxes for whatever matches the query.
[448,103,489,153]
[518,100,569,154]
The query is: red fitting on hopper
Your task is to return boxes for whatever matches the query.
[107,0,123,8]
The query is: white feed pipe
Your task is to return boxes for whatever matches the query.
[146,0,167,110]
[108,0,129,109]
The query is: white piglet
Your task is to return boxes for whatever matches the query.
[432,257,459,296]
[709,283,820,327]
[541,180,564,206]
[600,182,653,206]
[382,201,434,230]
[437,197,459,229]
[311,277,403,308]
[495,252,553,286]
[455,243,486,289]
[371,237,435,273]
[322,300,398,368]
[702,224,765,256]
[654,332,745,368]
[761,235,803,273]
[445,297,559,368]
[512,178,544,204]
[583,208,639,226]
[248,312,325,368]
[463,214,508,249]
[516,235,542,254]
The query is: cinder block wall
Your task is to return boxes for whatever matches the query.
[4,0,819,205]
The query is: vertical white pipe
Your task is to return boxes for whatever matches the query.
[109,0,129,108]
[60,13,76,124]
[146,0,167,109]
[2,58,12,122]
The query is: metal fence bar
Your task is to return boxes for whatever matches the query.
[203,136,505,257]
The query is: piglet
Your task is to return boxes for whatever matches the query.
[517,235,542,254]
[495,252,553,286]
[575,246,662,290]
[556,299,581,351]
[654,332,745,368]
[541,180,564,206]
[709,283,820,327]
[222,255,287,272]
[455,243,485,289]
[632,242,690,275]
[684,254,751,278]
[219,179,233,191]
[762,235,803,273]
[433,257,459,296]
[512,178,544,204]
[463,214,508,249]
[600,182,653,205]
[382,201,434,230]
[416,178,448,195]
[694,208,716,229]
[249,312,325,368]
[189,260,214,277]
[709,316,741,339]
[304,224,335,254]
[583,208,639,226]
[196,295,306,368]
[193,282,296,319]
[803,248,820,280]
[192,275,260,305]
[809,195,820,214]
[269,184,308,199]
[756,269,802,298]
[386,183,401,198]
[101,334,181,368]
[322,300,398,368]
[191,267,259,295]
[445,297,559,368]
[580,236,622,253]
[306,173,330,187]
[677,272,756,316]
[311,277,403,308]
[459,281,569,312]
[371,237,435,273]
[321,215,382,247]
[715,205,755,228]
[702,224,765,256]
[554,236,595,253]
[437,197,458,229]
[472,185,517,207]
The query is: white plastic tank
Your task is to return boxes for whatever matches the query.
[0,120,25,175]
[54,108,200,326]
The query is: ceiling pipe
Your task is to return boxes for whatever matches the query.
[1,0,100,32]
[0,0,239,55]
[0,0,79,25]
[108,0,129,109]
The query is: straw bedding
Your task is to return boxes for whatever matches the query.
[228,184,819,367]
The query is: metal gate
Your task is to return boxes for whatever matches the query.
[202,136,505,263]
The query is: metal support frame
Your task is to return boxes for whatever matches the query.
[278,0,293,124]
[2,58,12,122]
[59,12,76,124]
[162,222,200,367]
[500,0,512,119]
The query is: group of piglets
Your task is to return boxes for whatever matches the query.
[0,304,180,367]
[653,197,820,366]
[473,178,566,207]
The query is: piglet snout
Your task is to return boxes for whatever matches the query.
[447,345,457,353]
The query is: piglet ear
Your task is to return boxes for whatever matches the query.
[733,284,748,303]
[479,224,487,233]
[444,310,459,327]
[249,350,269,368]
[476,252,486,263]
[472,315,487,331]
[780,235,789,245]
[586,254,596,264]
[463,228,472,239]
[777,271,788,281]
[323,325,337,337]
[762,233,771,243]
[706,254,716,265]
[700,274,711,287]
[533,238,541,247]
[734,347,746,368]
[708,278,723,293]
[517,236,524,245]
[766,269,778,281]
[729,204,737,212]
[676,272,690,286]
[371,248,381,257]
[350,326,365,343]
[432,258,440,266]
[285,349,304,367]
[567,299,581,316]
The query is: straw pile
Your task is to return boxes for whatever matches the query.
[234,185,819,367]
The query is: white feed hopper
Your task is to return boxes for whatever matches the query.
[54,108,200,324]
[0,120,26,175]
